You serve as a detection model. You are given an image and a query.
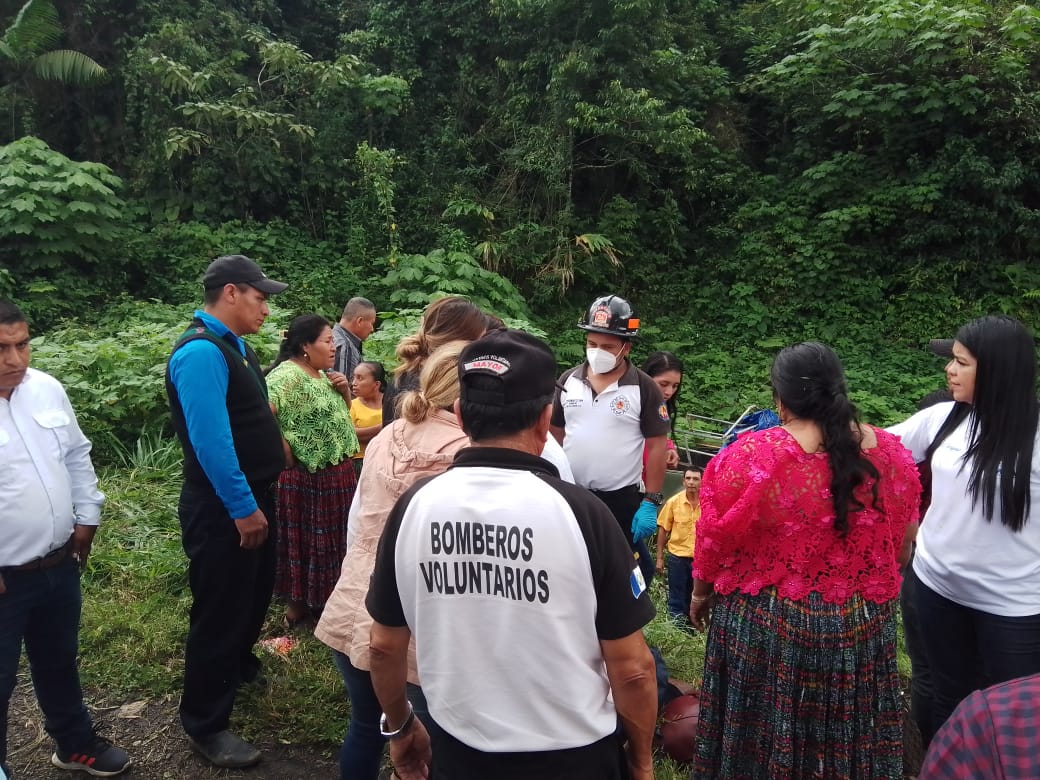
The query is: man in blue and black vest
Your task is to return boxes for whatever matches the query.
[165,255,287,768]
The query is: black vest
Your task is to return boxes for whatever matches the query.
[165,319,285,489]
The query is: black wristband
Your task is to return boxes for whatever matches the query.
[644,491,664,506]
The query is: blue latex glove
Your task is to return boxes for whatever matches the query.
[631,500,659,541]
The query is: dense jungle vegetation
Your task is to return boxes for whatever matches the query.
[5,3,1027,772]
[3,0,1040,457]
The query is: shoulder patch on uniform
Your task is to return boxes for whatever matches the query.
[630,564,647,598]
[658,403,670,421]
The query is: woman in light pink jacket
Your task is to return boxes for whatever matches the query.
[315,341,469,780]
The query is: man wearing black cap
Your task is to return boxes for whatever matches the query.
[165,255,288,767]
[366,329,658,780]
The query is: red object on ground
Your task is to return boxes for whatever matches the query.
[660,693,701,763]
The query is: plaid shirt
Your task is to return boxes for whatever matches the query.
[920,673,1040,779]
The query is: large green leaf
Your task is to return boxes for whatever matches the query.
[32,49,106,84]
[2,0,61,62]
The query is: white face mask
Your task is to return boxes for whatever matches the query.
[586,347,622,375]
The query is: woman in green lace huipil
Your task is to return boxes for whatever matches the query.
[266,315,360,628]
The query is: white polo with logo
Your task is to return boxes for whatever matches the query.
[550,362,670,491]
[366,447,655,760]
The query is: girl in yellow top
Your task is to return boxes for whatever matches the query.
[349,361,385,477]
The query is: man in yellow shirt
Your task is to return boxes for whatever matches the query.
[655,467,701,624]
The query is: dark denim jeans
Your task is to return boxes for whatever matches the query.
[665,554,693,622]
[332,651,385,780]
[0,556,93,773]
[332,650,431,780]
[910,566,1040,737]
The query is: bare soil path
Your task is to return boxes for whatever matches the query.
[7,684,337,780]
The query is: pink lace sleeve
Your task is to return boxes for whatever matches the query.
[693,432,770,583]
[873,429,922,555]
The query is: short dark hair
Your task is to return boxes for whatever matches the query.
[458,373,553,442]
[342,297,376,320]
[0,300,27,326]
[685,466,703,477]
[203,282,250,306]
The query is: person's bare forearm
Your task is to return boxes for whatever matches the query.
[643,436,666,493]
[603,639,657,774]
[369,623,412,727]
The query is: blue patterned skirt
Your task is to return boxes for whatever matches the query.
[692,589,902,780]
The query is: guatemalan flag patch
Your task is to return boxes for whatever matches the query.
[630,565,647,598]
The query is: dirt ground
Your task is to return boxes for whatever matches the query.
[6,682,338,780]
[8,678,924,779]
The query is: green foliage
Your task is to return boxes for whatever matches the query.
[702,0,1040,343]
[0,0,107,137]
[342,0,740,304]
[382,249,530,319]
[121,16,408,226]
[0,136,127,327]
[121,217,375,319]
[0,136,124,263]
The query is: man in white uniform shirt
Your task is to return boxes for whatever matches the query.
[550,294,670,586]
[367,329,657,780]
[0,301,130,778]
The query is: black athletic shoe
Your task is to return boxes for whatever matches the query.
[51,735,131,777]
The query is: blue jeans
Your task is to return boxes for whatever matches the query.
[910,567,1040,736]
[666,554,693,621]
[332,651,385,780]
[332,651,432,780]
[0,557,93,772]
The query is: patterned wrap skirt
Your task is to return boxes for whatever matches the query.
[692,589,902,780]
[274,458,357,609]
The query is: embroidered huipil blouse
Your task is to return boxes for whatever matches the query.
[267,361,359,473]
[693,426,920,603]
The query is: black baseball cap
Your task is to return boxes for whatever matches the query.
[459,329,558,406]
[929,338,954,358]
[203,254,288,294]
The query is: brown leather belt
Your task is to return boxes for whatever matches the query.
[3,539,73,572]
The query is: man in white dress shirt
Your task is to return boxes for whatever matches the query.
[0,301,130,778]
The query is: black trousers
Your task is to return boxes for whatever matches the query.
[590,485,654,587]
[178,480,276,737]
[431,722,631,780]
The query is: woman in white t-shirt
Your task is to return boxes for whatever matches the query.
[889,314,1040,742]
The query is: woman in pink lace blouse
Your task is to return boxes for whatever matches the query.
[689,342,920,779]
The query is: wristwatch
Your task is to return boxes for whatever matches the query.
[644,491,664,507]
